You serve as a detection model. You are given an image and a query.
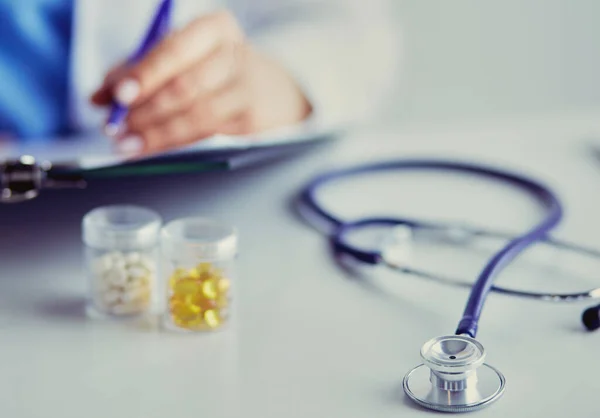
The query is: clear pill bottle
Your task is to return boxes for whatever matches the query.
[161,217,238,332]
[82,205,162,317]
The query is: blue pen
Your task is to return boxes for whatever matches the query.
[105,0,173,137]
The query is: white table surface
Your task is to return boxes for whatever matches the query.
[2,110,600,418]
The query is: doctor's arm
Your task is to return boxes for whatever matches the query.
[91,1,399,156]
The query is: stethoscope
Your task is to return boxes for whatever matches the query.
[299,159,600,413]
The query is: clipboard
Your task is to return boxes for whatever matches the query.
[0,123,334,203]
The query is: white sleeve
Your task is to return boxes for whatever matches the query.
[226,0,401,132]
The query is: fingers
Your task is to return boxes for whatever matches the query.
[117,83,250,156]
[113,11,244,108]
[90,10,250,156]
[126,44,242,133]
[218,113,253,136]
[90,65,128,105]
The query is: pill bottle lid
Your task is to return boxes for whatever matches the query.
[82,205,162,250]
[161,217,238,261]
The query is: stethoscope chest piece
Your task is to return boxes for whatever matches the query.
[403,335,505,413]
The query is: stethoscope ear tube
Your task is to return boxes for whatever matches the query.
[330,217,421,265]
[330,216,600,303]
[300,158,600,334]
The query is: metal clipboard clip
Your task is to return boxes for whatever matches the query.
[1,156,87,203]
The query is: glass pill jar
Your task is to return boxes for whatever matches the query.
[161,218,238,332]
[82,205,162,317]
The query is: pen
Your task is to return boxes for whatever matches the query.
[105,0,173,137]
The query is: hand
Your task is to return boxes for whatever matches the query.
[91,10,312,156]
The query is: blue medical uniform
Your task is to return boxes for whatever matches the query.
[0,1,73,139]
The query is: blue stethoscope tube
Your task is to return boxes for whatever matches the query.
[300,160,566,338]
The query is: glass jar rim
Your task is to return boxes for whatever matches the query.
[161,217,238,260]
[82,205,162,250]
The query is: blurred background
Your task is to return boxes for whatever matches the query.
[386,0,600,126]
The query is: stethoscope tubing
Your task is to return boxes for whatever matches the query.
[301,159,564,338]
[331,217,600,302]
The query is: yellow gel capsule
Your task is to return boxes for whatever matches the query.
[174,268,189,280]
[218,278,231,293]
[191,265,218,281]
[170,299,201,320]
[185,294,217,311]
[204,309,222,328]
[197,263,212,274]
[169,268,189,289]
[174,315,205,329]
[171,299,207,330]
[174,278,203,296]
[202,279,219,300]
[188,267,203,280]
[169,294,186,307]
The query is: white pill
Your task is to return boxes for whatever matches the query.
[102,251,126,270]
[105,268,128,287]
[121,287,149,303]
[89,249,155,317]
[139,275,151,286]
[126,278,146,291]
[113,258,127,271]
[99,253,114,266]
[93,257,112,275]
[107,251,125,263]
[127,266,149,281]
[125,252,142,266]
[131,275,152,290]
[138,254,155,269]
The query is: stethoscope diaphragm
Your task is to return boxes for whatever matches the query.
[403,335,505,413]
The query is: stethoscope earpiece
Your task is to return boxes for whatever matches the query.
[582,304,600,331]
[403,335,505,413]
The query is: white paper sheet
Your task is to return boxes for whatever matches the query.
[0,120,331,170]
